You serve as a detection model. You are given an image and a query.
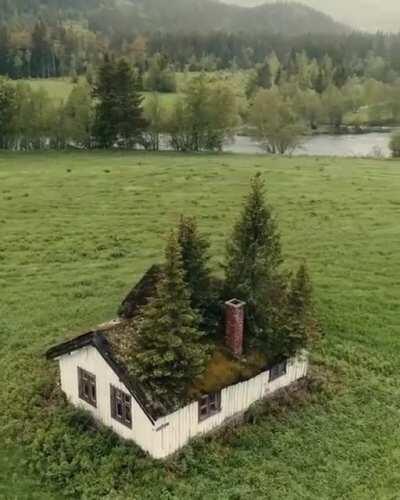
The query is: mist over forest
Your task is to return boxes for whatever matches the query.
[221,0,400,32]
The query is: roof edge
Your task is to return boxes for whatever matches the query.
[45,331,157,425]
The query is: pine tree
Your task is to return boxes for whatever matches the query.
[130,232,208,409]
[225,173,283,348]
[31,20,52,78]
[114,58,147,147]
[177,216,213,325]
[93,56,147,148]
[256,57,272,89]
[286,263,317,355]
[92,55,117,148]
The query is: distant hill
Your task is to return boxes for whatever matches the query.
[223,0,400,33]
[0,0,348,37]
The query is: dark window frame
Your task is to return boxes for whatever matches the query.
[78,367,97,408]
[269,360,288,382]
[198,391,222,422]
[110,385,132,429]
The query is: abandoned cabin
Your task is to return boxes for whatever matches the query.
[47,265,308,459]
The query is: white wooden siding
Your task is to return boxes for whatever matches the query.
[57,349,308,459]
[58,346,156,455]
[153,354,308,458]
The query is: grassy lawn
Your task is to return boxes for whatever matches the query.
[1,151,400,498]
[18,78,77,103]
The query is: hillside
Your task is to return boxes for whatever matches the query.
[223,0,400,33]
[1,0,347,36]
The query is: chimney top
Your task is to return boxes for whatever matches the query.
[226,298,245,308]
[225,299,246,357]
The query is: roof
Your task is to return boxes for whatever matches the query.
[46,324,159,424]
[118,265,163,319]
[46,267,277,423]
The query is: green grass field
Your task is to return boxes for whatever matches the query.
[1,152,400,498]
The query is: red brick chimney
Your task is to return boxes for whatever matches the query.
[225,299,245,357]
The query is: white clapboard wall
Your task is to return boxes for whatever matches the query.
[57,348,308,459]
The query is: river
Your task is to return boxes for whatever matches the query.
[225,131,393,157]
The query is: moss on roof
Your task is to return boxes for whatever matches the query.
[190,346,268,397]
[100,319,269,402]
[51,267,272,418]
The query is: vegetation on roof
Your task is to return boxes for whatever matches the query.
[93,174,317,415]
[190,346,268,396]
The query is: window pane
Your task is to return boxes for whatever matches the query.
[117,402,122,417]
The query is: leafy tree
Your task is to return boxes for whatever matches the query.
[143,92,165,151]
[0,77,16,149]
[294,89,322,130]
[205,81,239,150]
[167,76,239,152]
[63,82,93,148]
[130,232,208,408]
[250,88,304,154]
[143,53,176,93]
[225,173,283,349]
[321,84,348,131]
[167,97,193,152]
[389,130,400,157]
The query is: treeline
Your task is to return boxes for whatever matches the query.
[0,59,238,152]
[4,19,400,89]
[0,21,103,79]
[3,55,400,154]
[149,31,400,81]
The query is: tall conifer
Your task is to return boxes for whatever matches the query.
[93,56,147,148]
[131,232,208,408]
[286,263,317,355]
[177,216,211,313]
[225,173,283,349]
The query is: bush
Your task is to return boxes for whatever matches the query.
[28,405,153,498]
[389,131,400,157]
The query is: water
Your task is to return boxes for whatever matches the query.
[225,132,393,157]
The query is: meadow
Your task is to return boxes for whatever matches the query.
[1,151,400,498]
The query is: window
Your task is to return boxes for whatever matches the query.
[198,391,221,421]
[78,367,97,407]
[269,360,288,382]
[110,385,132,428]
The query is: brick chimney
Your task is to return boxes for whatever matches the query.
[225,299,246,357]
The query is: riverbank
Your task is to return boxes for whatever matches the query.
[226,130,394,158]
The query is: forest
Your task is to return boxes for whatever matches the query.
[2,0,400,155]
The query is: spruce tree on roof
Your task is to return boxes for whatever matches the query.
[286,263,317,355]
[224,173,283,349]
[177,215,220,334]
[177,216,211,311]
[130,231,208,409]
